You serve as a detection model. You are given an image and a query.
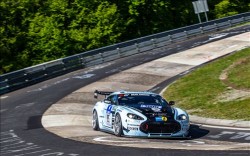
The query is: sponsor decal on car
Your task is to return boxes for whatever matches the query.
[151,107,161,112]
[155,116,168,122]
[106,114,110,124]
[127,126,139,131]
[140,105,162,109]
[127,124,140,126]
[127,119,142,124]
[162,116,168,122]
[126,93,150,96]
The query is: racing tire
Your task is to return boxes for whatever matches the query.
[92,110,99,130]
[114,114,123,137]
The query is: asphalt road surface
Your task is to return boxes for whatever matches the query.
[1,25,250,156]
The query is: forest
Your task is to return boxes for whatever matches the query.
[0,0,249,74]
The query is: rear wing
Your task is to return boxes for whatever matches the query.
[94,90,113,99]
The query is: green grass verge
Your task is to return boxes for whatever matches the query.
[227,56,250,89]
[163,47,250,120]
[226,22,250,29]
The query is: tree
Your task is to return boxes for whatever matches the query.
[0,0,248,74]
[27,0,124,60]
[0,0,42,74]
[214,0,250,18]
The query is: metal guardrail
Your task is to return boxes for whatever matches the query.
[1,12,249,95]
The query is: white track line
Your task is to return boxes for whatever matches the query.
[0,96,9,99]
[197,124,250,131]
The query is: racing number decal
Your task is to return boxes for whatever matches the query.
[106,114,110,124]
[106,105,112,126]
[106,105,112,113]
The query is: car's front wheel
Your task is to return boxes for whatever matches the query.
[92,110,99,130]
[114,114,123,137]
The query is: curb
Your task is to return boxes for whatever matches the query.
[189,115,250,129]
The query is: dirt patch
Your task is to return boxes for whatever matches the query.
[219,57,250,91]
[216,89,250,103]
[218,58,250,102]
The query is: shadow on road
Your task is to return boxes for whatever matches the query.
[189,124,210,139]
[26,115,43,130]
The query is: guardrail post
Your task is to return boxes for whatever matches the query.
[200,27,204,34]
[168,35,172,43]
[243,16,246,22]
[77,56,82,68]
[228,20,232,27]
[151,39,157,48]
[117,47,121,57]
[23,73,28,83]
[100,53,104,63]
[80,57,86,67]
[135,43,140,53]
[184,31,188,39]
[43,65,47,76]
[61,61,66,70]
[214,23,218,31]
[242,17,245,23]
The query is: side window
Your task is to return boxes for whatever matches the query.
[107,95,117,104]
[162,98,168,106]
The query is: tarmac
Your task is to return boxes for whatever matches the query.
[42,31,250,144]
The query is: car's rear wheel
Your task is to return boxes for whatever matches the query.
[92,110,99,130]
[114,114,123,137]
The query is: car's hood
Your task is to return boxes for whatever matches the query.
[122,104,175,119]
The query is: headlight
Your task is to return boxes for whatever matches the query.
[127,113,144,120]
[178,114,188,120]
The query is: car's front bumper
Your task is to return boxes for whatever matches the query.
[123,120,190,138]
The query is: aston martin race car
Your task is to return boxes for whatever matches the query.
[92,90,190,138]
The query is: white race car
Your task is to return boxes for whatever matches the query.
[92,90,190,138]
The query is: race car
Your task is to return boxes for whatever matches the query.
[92,90,190,138]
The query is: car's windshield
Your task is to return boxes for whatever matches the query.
[117,94,167,106]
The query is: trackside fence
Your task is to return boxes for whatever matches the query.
[1,12,250,95]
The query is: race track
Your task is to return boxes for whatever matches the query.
[1,25,250,156]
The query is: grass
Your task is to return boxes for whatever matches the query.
[227,56,250,89]
[163,47,250,121]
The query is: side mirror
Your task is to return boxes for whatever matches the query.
[94,92,98,99]
[169,101,175,106]
[104,99,111,104]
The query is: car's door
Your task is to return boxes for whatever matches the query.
[103,95,117,128]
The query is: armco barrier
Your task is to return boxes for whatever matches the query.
[0,12,249,95]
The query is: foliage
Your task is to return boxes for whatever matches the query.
[0,0,249,74]
[227,56,250,89]
[214,0,250,18]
